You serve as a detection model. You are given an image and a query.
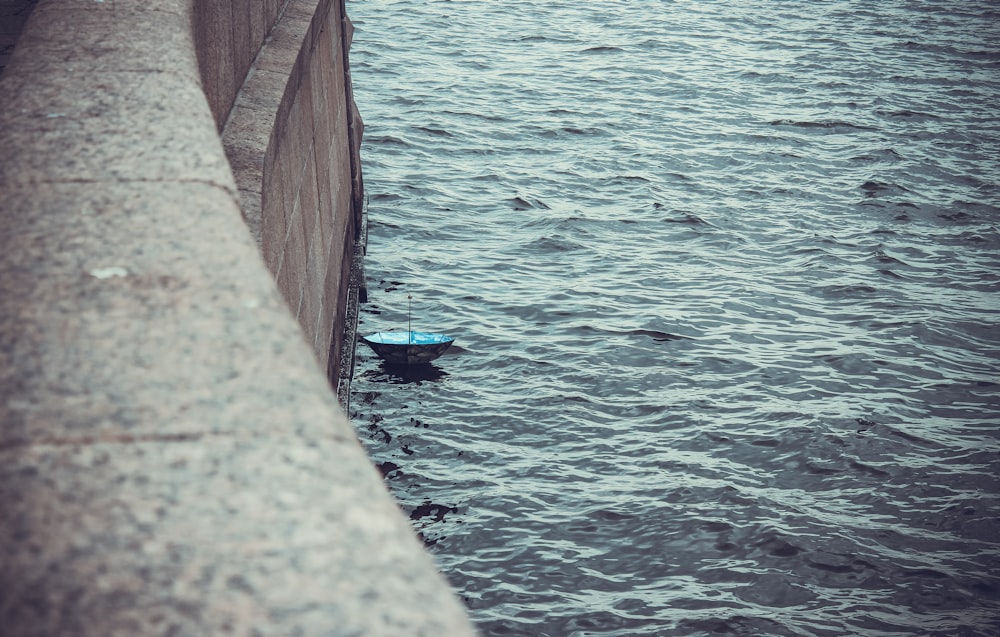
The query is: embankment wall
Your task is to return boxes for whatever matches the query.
[0,0,473,634]
[198,0,365,380]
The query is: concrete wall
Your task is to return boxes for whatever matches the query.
[215,0,366,383]
[0,0,475,635]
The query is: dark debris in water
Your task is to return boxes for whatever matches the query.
[861,180,894,197]
[410,500,458,523]
[369,426,391,444]
[855,417,878,433]
[377,461,401,478]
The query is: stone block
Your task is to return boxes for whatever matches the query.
[299,151,321,251]
[260,156,290,274]
[0,436,475,636]
[284,0,321,24]
[316,294,334,368]
[0,181,334,448]
[310,45,336,237]
[254,14,308,75]
[10,5,198,78]
[0,70,233,189]
[313,140,334,252]
[222,104,272,194]
[303,214,328,342]
[283,196,310,318]
[274,246,300,319]
[324,227,349,331]
[235,67,287,115]
[237,186,263,248]
[291,74,316,174]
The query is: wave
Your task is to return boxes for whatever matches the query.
[769,119,879,131]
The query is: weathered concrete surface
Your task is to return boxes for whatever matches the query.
[0,0,476,635]
[221,0,366,383]
[193,0,284,129]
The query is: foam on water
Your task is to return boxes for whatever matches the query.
[348,1,1000,635]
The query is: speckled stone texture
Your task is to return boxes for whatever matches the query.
[0,0,476,635]
[222,0,364,386]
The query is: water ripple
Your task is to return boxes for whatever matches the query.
[350,1,1000,635]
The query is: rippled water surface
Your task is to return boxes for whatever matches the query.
[346,1,1000,635]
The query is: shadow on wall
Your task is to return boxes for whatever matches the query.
[0,0,40,75]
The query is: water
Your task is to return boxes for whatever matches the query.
[345,1,1000,635]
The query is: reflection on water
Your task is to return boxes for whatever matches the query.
[362,361,452,385]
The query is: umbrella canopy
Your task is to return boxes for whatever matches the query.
[360,331,455,365]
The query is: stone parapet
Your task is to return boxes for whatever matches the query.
[0,0,475,635]
[220,0,366,382]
